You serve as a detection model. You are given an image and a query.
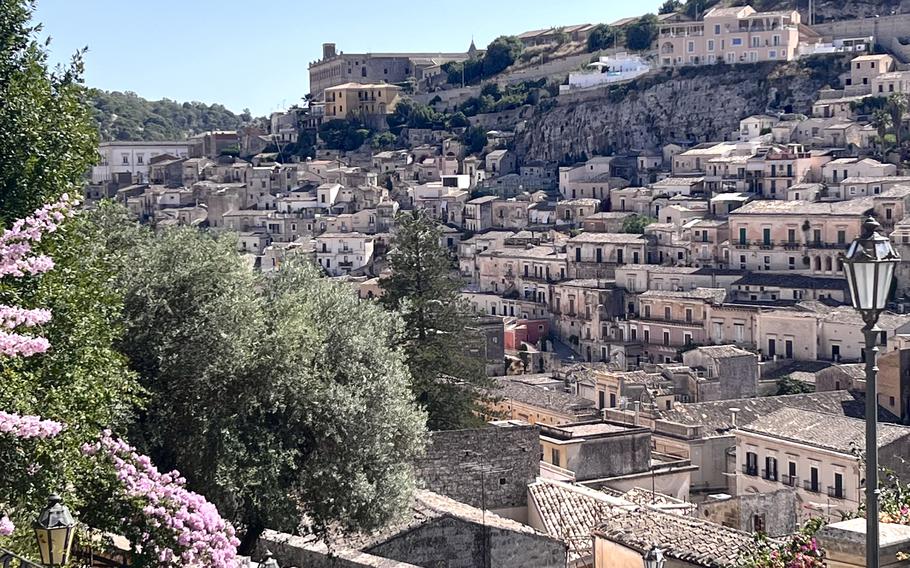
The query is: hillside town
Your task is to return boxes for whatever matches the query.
[4,1,910,568]
[76,3,910,567]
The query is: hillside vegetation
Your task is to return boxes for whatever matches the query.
[679,0,903,22]
[89,90,253,141]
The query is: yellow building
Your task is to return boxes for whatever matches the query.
[323,82,401,120]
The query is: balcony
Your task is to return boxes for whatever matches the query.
[761,470,779,482]
[339,260,354,267]
[827,486,846,500]
[741,465,758,477]
[781,475,799,487]
[635,316,701,327]
[803,480,821,493]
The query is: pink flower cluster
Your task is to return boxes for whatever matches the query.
[0,411,64,439]
[0,515,13,537]
[83,432,240,568]
[0,194,76,359]
[0,193,75,278]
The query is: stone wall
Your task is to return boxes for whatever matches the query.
[698,489,798,537]
[811,13,910,46]
[571,429,652,481]
[514,57,850,164]
[257,530,422,568]
[366,515,565,568]
[414,423,541,510]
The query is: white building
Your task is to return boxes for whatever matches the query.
[315,232,375,276]
[561,53,650,93]
[93,141,192,184]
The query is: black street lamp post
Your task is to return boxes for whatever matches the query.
[842,216,900,568]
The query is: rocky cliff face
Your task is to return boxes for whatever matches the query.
[514,58,848,163]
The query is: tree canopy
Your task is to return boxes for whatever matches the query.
[111,223,426,551]
[380,210,493,430]
[90,90,253,141]
[626,14,660,51]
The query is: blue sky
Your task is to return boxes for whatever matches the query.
[33,0,662,116]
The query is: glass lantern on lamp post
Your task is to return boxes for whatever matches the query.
[33,494,76,567]
[842,215,900,568]
[643,544,665,568]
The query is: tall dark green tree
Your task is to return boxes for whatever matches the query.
[380,210,493,430]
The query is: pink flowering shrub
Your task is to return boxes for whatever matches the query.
[739,518,825,568]
[0,515,13,536]
[82,431,240,567]
[0,411,64,439]
[0,194,74,358]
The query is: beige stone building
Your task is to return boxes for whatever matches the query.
[657,6,801,67]
[567,233,648,279]
[736,407,910,521]
[724,198,870,275]
[323,82,401,124]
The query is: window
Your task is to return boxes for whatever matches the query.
[731,37,743,46]
[765,456,778,481]
[751,36,760,48]
[739,227,747,244]
[664,307,671,320]
[833,472,844,499]
[644,329,650,343]
[708,39,715,51]
[837,230,846,245]
[662,331,670,346]
[136,154,144,165]
[769,50,777,59]
[609,393,616,407]
[688,41,694,53]
[787,461,797,486]
[598,391,605,409]
[787,228,795,243]
[745,451,758,476]
[808,466,820,492]
[714,24,721,34]
[551,448,561,468]
[734,323,744,342]
[121,153,129,165]
[753,515,766,534]
[762,228,771,245]
[644,305,651,318]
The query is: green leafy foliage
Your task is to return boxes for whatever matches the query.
[587,24,623,52]
[739,518,826,567]
[0,0,98,224]
[621,214,656,234]
[90,90,250,141]
[462,126,488,154]
[775,375,814,395]
[0,3,141,551]
[318,118,373,150]
[387,98,447,133]
[110,224,426,551]
[380,210,494,430]
[625,14,660,51]
[442,36,523,85]
[659,0,682,14]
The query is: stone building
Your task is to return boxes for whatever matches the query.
[308,42,472,98]
[413,422,540,515]
[259,490,566,568]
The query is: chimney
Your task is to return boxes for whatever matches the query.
[730,407,740,428]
